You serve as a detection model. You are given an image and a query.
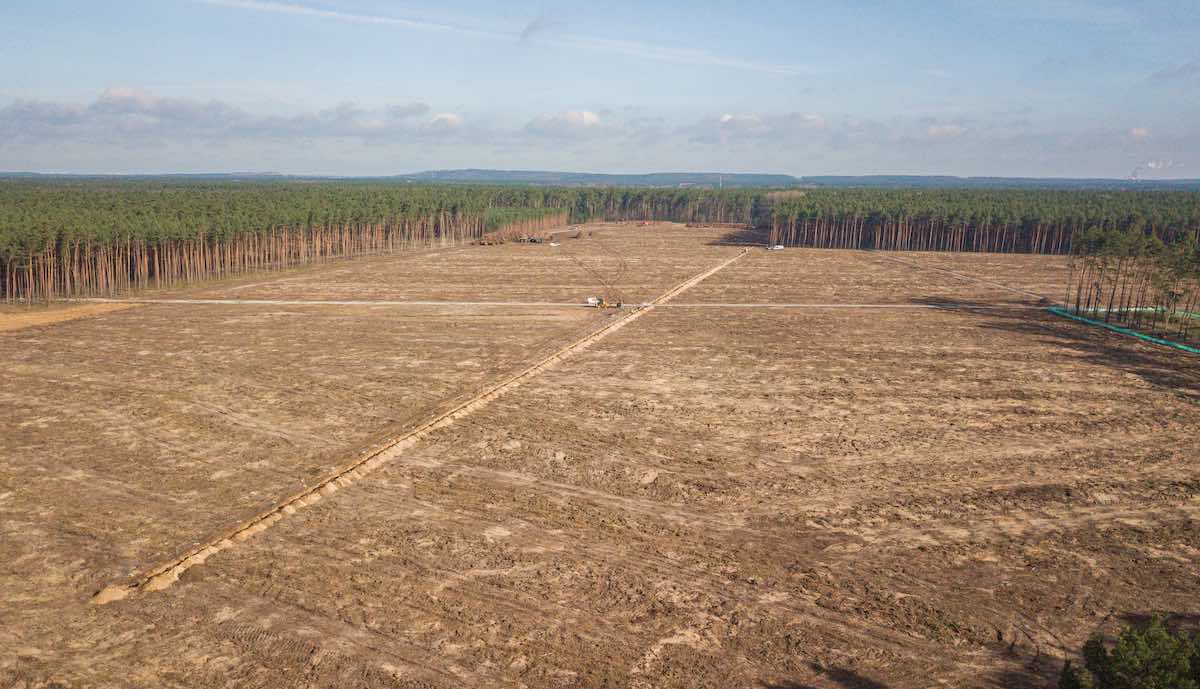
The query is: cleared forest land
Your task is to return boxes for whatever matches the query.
[2,223,1198,689]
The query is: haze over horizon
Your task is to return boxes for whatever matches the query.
[2,0,1197,178]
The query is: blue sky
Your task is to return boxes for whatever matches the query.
[1,0,1197,176]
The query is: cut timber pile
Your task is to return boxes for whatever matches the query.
[475,209,568,245]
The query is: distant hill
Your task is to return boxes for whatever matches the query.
[798,175,1200,191]
[0,170,796,188]
[400,170,1200,190]
[3,170,1198,190]
[397,169,798,188]
[0,171,289,182]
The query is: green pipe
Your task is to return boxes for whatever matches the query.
[1047,307,1200,355]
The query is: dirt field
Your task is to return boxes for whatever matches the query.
[2,223,1197,689]
[0,302,136,333]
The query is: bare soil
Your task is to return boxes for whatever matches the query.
[2,223,1196,689]
[187,223,731,304]
[0,302,135,333]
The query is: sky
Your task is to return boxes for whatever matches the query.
[0,0,1197,177]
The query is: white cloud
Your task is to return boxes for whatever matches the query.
[429,113,464,127]
[0,89,446,145]
[720,113,757,126]
[699,112,825,143]
[524,110,604,139]
[5,91,1197,179]
[927,124,968,139]
[95,87,160,111]
[565,110,600,127]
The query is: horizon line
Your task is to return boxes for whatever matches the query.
[3,169,1199,183]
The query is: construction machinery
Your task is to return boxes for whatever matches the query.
[585,296,623,309]
[566,237,627,309]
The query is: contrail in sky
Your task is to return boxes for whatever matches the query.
[194,0,805,76]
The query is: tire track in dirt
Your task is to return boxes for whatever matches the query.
[92,248,750,604]
[4,367,333,450]
[874,253,1056,303]
[843,500,1200,549]
[201,482,936,684]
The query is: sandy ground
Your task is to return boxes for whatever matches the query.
[0,303,136,333]
[185,224,731,305]
[2,223,1197,689]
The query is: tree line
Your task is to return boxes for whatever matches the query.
[0,181,758,301]
[767,189,1200,253]
[1066,225,1200,344]
[3,181,1198,302]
